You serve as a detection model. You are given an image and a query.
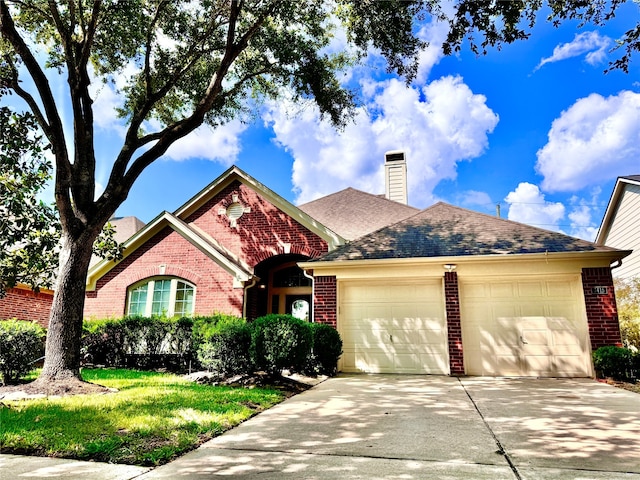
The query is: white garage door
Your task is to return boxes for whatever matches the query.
[459,276,591,377]
[339,281,449,374]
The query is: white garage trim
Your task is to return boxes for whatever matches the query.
[338,279,449,374]
[459,275,592,377]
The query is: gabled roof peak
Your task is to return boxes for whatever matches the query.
[298,186,419,241]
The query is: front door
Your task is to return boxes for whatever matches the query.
[268,262,312,319]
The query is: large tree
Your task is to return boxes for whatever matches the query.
[0,0,433,389]
[0,0,637,390]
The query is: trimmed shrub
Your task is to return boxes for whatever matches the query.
[250,314,312,375]
[192,314,243,346]
[197,317,252,376]
[307,323,342,376]
[82,318,128,366]
[0,320,45,385]
[592,346,637,381]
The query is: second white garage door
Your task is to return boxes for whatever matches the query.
[459,275,591,377]
[339,280,449,374]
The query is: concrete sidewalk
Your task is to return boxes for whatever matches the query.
[2,375,640,479]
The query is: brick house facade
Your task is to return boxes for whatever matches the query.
[84,166,628,377]
[0,285,53,328]
[85,169,338,320]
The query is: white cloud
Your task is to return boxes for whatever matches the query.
[535,31,612,71]
[91,82,126,135]
[505,183,565,231]
[266,75,498,207]
[537,91,640,192]
[568,204,598,241]
[566,189,602,241]
[413,20,449,85]
[459,190,492,207]
[163,121,248,164]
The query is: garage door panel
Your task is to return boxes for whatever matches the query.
[492,304,519,318]
[492,320,520,346]
[522,329,550,346]
[340,281,448,375]
[488,355,521,376]
[461,276,591,377]
[490,283,516,297]
[518,281,544,297]
[391,327,446,344]
[546,280,574,297]
[552,330,582,347]
[523,355,552,375]
[357,349,394,373]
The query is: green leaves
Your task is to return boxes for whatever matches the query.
[0,107,58,294]
[0,107,122,295]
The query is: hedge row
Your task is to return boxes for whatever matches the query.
[593,346,640,382]
[82,313,244,371]
[81,313,343,377]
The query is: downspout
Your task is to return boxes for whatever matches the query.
[242,276,258,319]
[610,259,623,270]
[303,269,314,323]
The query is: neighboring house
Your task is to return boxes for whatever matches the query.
[89,216,147,267]
[0,284,53,328]
[0,216,144,327]
[596,175,640,281]
[85,155,629,378]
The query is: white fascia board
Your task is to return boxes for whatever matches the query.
[299,249,632,273]
[596,177,640,245]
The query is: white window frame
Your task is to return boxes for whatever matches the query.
[127,277,196,317]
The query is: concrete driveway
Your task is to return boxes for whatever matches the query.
[138,375,640,480]
[2,375,639,479]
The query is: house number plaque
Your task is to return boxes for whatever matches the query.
[592,286,609,295]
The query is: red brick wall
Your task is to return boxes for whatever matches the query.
[185,181,328,264]
[0,287,53,328]
[85,180,330,319]
[581,267,622,349]
[313,276,337,327]
[444,272,464,375]
[85,227,244,318]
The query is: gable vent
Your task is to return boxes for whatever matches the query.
[384,150,408,205]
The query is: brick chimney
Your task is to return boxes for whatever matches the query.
[384,150,408,204]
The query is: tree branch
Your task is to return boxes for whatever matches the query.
[0,0,71,218]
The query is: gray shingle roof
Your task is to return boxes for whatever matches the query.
[316,202,621,262]
[621,175,640,182]
[298,188,419,241]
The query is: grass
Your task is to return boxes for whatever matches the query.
[0,368,285,466]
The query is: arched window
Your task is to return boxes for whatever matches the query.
[127,277,195,317]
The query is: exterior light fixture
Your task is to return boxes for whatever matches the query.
[443,264,457,272]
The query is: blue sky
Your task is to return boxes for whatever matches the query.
[41,4,640,241]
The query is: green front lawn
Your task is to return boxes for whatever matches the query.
[0,369,285,465]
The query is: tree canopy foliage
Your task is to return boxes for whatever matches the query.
[615,277,640,350]
[0,107,58,294]
[440,0,638,73]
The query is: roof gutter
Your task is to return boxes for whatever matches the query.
[299,249,633,271]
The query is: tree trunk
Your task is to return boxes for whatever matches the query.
[37,232,95,382]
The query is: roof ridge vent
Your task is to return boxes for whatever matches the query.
[384,150,408,205]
